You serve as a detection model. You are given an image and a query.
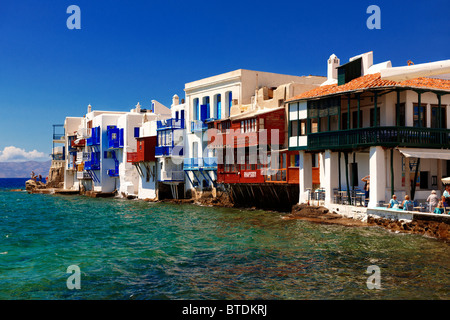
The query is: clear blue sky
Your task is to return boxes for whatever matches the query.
[0,0,449,161]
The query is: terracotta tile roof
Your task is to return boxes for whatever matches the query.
[286,73,450,102]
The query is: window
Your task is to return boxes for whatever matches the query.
[341,113,348,130]
[413,103,427,127]
[290,154,300,167]
[215,94,221,120]
[398,103,405,126]
[431,104,447,129]
[240,118,257,133]
[370,108,380,127]
[420,171,429,189]
[290,121,298,137]
[194,98,199,121]
[352,111,363,128]
[311,119,318,133]
[311,153,318,168]
[225,91,232,117]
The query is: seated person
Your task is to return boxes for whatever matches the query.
[443,185,450,207]
[434,200,445,214]
[402,195,413,211]
[388,195,400,209]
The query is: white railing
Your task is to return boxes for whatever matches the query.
[161,171,184,181]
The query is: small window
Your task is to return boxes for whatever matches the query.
[413,103,427,128]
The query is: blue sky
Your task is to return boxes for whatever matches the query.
[0,0,449,161]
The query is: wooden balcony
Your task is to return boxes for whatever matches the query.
[307,126,450,151]
[127,152,138,163]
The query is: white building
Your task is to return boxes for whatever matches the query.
[287,51,450,210]
[183,69,325,196]
[63,101,170,197]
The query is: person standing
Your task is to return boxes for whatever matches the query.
[427,190,439,212]
[362,175,370,200]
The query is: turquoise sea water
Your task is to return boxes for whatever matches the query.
[0,178,449,300]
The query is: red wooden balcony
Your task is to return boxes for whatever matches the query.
[136,136,157,162]
[71,139,86,148]
[127,152,138,163]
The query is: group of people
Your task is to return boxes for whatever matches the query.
[387,184,450,214]
[30,171,45,183]
[426,185,450,214]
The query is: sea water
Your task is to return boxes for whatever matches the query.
[0,178,448,300]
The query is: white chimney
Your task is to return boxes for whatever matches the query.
[87,104,92,113]
[327,54,340,82]
[172,94,179,107]
[136,102,141,113]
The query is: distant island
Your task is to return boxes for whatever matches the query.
[0,160,52,178]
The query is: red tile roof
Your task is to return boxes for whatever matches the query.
[286,73,450,102]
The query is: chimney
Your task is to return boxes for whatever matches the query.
[87,104,92,113]
[327,54,340,82]
[135,102,141,113]
[172,94,179,107]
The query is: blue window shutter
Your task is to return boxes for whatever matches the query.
[228,92,232,115]
[119,128,124,147]
[134,127,140,138]
[201,104,208,121]
[181,110,185,120]
[217,101,221,120]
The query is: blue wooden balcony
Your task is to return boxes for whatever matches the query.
[191,120,208,133]
[87,126,101,146]
[157,119,185,131]
[183,157,217,171]
[84,152,101,170]
[107,126,124,149]
[155,146,184,157]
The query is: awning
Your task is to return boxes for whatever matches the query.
[397,148,450,160]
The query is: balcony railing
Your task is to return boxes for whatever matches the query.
[155,146,184,157]
[183,157,217,170]
[307,126,450,150]
[160,171,184,182]
[87,127,101,146]
[191,120,208,133]
[157,119,185,130]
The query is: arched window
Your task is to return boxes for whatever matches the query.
[225,91,232,117]
[215,94,222,120]
[193,98,199,121]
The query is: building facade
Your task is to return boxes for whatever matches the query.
[287,51,450,209]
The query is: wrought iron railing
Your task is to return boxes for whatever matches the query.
[307,126,450,150]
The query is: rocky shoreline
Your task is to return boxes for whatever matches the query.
[283,204,449,242]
